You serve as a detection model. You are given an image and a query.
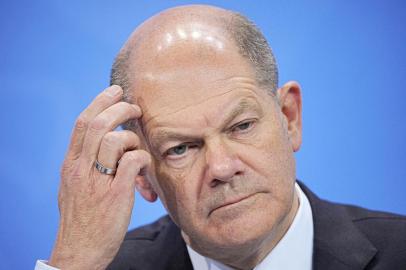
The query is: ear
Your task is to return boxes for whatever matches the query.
[276,81,302,152]
[132,128,158,202]
[135,175,158,202]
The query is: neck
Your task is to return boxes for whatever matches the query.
[183,190,300,270]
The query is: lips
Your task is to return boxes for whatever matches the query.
[209,193,258,216]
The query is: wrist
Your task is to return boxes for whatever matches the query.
[49,245,111,270]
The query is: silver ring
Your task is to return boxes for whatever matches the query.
[95,160,116,175]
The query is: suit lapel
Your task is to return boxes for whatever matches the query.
[160,220,194,270]
[299,182,377,270]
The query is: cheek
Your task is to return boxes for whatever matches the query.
[240,115,296,198]
[153,160,197,227]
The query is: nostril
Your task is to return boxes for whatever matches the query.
[210,179,222,188]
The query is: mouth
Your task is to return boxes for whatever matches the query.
[209,193,260,216]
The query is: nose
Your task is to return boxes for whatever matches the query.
[205,139,243,187]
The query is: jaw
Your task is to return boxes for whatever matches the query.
[180,189,300,270]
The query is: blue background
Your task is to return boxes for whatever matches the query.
[1,0,405,269]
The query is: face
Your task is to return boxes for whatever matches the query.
[128,25,298,257]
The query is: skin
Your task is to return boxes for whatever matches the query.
[49,5,303,270]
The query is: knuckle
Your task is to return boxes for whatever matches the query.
[122,152,143,166]
[101,132,120,149]
[90,116,109,131]
[97,91,113,105]
[123,150,150,164]
[74,114,88,130]
[69,163,85,181]
[64,157,87,177]
[123,151,137,162]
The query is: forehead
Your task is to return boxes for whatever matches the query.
[125,19,269,131]
[132,51,263,123]
[141,70,262,124]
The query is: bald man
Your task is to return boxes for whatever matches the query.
[36,5,406,270]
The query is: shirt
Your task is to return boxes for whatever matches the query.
[35,183,313,270]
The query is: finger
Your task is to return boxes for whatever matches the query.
[96,130,140,171]
[112,150,152,192]
[81,101,142,161]
[66,85,123,160]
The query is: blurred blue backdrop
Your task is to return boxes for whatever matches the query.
[1,0,405,269]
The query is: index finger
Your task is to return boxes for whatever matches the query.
[66,85,124,160]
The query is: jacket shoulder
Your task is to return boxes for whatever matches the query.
[107,215,193,270]
[299,181,406,269]
[343,204,406,268]
[124,215,173,241]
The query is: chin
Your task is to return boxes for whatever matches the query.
[219,216,271,244]
[185,216,272,264]
[181,193,291,257]
[194,206,277,253]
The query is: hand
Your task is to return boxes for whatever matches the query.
[48,85,152,270]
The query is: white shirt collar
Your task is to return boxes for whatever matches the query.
[187,182,314,270]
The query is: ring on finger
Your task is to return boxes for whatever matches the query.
[95,160,117,175]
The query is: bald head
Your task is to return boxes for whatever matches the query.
[110,4,278,103]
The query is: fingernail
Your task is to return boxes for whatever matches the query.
[105,85,122,97]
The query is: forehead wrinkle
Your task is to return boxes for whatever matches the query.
[142,76,259,127]
[143,87,235,126]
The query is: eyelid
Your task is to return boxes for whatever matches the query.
[166,144,186,156]
[164,142,201,158]
[229,118,257,132]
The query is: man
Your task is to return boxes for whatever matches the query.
[36,4,406,270]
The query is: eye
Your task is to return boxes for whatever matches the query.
[231,120,255,133]
[166,144,188,156]
[235,122,251,130]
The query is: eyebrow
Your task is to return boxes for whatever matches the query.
[221,98,263,129]
[150,131,199,146]
[148,98,262,148]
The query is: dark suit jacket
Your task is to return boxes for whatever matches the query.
[107,182,406,269]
